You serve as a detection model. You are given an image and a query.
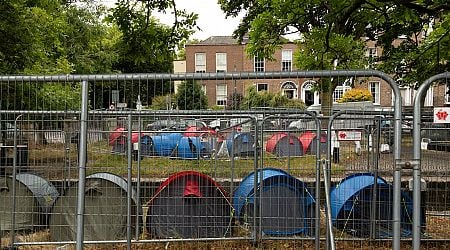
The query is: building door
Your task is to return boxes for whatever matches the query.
[304,90,315,106]
[301,81,319,106]
[281,81,298,99]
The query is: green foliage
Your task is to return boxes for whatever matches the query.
[110,0,198,73]
[284,99,306,110]
[150,95,175,110]
[226,92,244,110]
[37,83,82,110]
[295,28,367,71]
[241,86,306,110]
[337,88,373,103]
[175,80,208,110]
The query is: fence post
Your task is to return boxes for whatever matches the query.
[412,72,450,250]
[76,80,89,250]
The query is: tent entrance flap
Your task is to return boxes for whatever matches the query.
[183,179,203,197]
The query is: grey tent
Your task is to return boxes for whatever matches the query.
[49,172,141,241]
[0,173,59,235]
[146,171,233,238]
[219,132,256,158]
[265,132,304,157]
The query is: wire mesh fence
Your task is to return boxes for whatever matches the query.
[0,71,449,249]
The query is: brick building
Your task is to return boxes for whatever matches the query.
[184,36,448,109]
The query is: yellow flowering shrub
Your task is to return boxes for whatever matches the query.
[337,88,373,103]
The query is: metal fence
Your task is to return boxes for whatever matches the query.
[0,71,449,250]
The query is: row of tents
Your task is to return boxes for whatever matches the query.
[109,127,327,159]
[0,170,422,241]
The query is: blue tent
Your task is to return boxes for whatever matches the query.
[233,168,315,236]
[173,137,211,159]
[331,173,421,238]
[151,133,182,156]
[226,132,256,157]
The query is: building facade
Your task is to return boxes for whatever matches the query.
[184,36,448,109]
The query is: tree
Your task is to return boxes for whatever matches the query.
[227,92,244,110]
[175,80,208,110]
[108,0,199,108]
[219,0,450,114]
[379,13,450,86]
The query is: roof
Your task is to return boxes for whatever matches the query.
[197,36,239,45]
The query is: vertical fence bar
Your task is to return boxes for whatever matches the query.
[413,72,450,250]
[127,114,133,250]
[254,116,262,245]
[76,80,89,250]
[9,114,23,248]
[136,114,142,240]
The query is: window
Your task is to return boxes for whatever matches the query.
[366,47,377,58]
[399,87,412,106]
[281,49,292,71]
[216,53,227,72]
[216,84,227,106]
[369,81,380,104]
[201,84,207,94]
[256,83,268,92]
[195,53,206,73]
[333,86,351,103]
[446,84,450,104]
[254,56,265,72]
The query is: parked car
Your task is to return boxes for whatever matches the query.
[1,122,20,140]
[147,119,208,132]
[147,120,178,131]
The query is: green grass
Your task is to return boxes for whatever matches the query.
[27,142,346,179]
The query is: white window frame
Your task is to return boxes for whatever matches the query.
[201,84,207,94]
[254,56,265,72]
[399,87,412,106]
[195,53,206,73]
[333,86,351,103]
[301,80,320,105]
[256,83,268,92]
[281,49,292,71]
[216,53,227,72]
[216,84,227,106]
[446,85,450,104]
[369,81,380,105]
[366,47,377,58]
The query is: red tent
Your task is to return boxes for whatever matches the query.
[298,131,327,154]
[183,126,215,137]
[109,127,125,146]
[109,127,143,146]
[266,132,303,157]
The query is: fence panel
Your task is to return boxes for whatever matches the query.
[0,70,413,250]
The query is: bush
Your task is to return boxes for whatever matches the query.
[337,88,373,103]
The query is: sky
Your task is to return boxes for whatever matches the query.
[101,0,243,41]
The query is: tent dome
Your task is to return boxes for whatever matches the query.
[147,171,233,238]
[233,168,315,236]
[265,132,303,157]
[331,173,422,238]
[49,173,140,241]
[1,173,59,235]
